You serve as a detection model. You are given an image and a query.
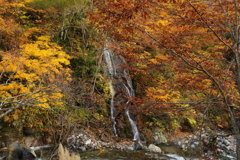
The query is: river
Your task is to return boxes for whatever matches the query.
[80,144,200,160]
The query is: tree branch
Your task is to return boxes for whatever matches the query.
[216,0,236,41]
[188,0,234,51]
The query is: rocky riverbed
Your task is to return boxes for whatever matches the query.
[66,130,200,159]
[170,129,236,160]
[67,128,236,160]
[0,126,237,160]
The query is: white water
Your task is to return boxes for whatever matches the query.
[103,42,140,141]
[110,98,118,136]
[109,80,118,136]
[125,108,140,141]
[103,46,115,76]
[104,44,118,136]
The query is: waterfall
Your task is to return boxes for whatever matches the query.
[103,46,115,76]
[104,46,118,136]
[109,81,118,136]
[103,42,141,142]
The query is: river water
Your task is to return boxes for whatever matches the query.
[80,147,200,160]
[80,143,201,160]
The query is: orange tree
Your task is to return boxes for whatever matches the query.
[91,0,240,157]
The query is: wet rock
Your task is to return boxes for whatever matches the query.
[177,142,182,146]
[181,144,186,149]
[152,129,167,145]
[23,137,39,147]
[126,146,134,150]
[190,144,196,149]
[79,147,86,152]
[133,140,144,150]
[84,139,91,145]
[3,143,37,160]
[67,131,138,152]
[148,144,162,153]
[222,139,229,146]
[171,128,237,159]
[67,132,94,151]
[193,141,199,145]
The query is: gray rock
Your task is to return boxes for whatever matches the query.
[153,129,168,144]
[190,144,196,149]
[148,144,162,153]
[178,142,182,146]
[85,139,91,145]
[3,144,37,160]
[79,146,86,151]
[127,146,134,150]
[222,139,230,146]
[181,144,186,149]
[193,141,199,145]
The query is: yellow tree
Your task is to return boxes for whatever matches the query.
[0,36,71,123]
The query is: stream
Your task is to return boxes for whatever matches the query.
[80,146,200,160]
[0,127,199,160]
[0,125,236,160]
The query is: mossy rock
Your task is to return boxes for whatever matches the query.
[181,117,197,132]
[152,128,168,145]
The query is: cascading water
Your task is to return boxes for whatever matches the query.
[109,81,118,136]
[103,42,141,142]
[103,46,118,136]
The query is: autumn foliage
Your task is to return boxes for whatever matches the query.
[0,0,112,138]
[0,1,72,128]
[91,0,239,114]
[91,0,240,156]
[1,0,240,157]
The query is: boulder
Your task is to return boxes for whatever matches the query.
[67,132,94,151]
[153,129,168,145]
[148,144,162,153]
[3,143,37,160]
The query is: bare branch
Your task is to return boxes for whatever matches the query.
[0,86,60,119]
[92,49,104,94]
[0,102,23,119]
[0,68,5,80]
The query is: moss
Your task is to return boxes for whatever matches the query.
[180,117,197,132]
[186,117,197,127]
[93,113,105,121]
[67,108,90,123]
[170,119,181,131]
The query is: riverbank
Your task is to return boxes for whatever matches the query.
[171,129,236,159]
[0,126,236,160]
[66,128,236,160]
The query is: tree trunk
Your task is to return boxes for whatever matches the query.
[228,105,240,159]
[237,136,240,159]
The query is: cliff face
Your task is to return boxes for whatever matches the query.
[103,42,140,141]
